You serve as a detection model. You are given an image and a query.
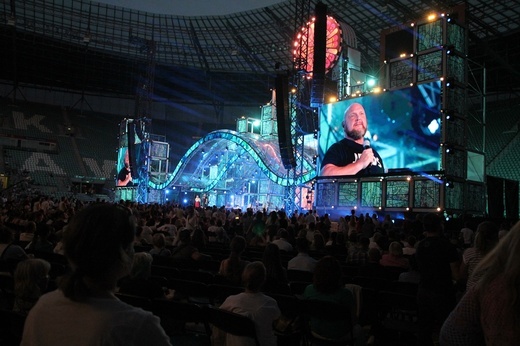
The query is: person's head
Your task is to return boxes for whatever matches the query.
[313,232,325,249]
[474,221,499,254]
[278,228,289,240]
[230,236,247,255]
[0,225,14,244]
[25,221,37,234]
[388,241,404,257]
[407,235,416,247]
[343,103,367,141]
[242,261,266,293]
[359,236,370,249]
[152,233,166,249]
[14,258,51,297]
[130,252,153,280]
[262,243,282,270]
[295,237,310,253]
[313,256,342,294]
[422,213,443,234]
[60,203,136,301]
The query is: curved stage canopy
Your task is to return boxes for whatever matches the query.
[149,129,317,192]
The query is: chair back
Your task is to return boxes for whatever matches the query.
[151,299,211,337]
[287,269,314,283]
[0,308,26,346]
[207,283,244,306]
[204,305,260,346]
[115,293,152,311]
[300,299,355,345]
[167,278,210,304]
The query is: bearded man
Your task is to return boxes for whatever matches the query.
[320,102,385,176]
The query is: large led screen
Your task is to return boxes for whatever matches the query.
[318,81,442,177]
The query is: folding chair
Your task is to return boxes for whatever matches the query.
[204,305,260,346]
[376,291,419,345]
[151,299,211,344]
[300,299,357,346]
[115,293,152,311]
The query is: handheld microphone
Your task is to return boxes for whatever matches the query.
[363,138,372,174]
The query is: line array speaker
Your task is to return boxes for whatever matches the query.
[275,74,296,169]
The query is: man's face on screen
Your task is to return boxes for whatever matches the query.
[343,103,367,140]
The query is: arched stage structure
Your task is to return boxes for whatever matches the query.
[146,129,317,211]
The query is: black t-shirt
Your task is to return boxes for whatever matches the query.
[321,138,385,176]
[416,236,459,293]
[117,167,131,185]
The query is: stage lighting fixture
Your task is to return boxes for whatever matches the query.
[445,77,456,88]
[444,45,455,55]
[445,181,454,189]
[428,119,440,134]
[441,109,456,121]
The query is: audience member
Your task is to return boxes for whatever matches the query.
[219,261,281,346]
[347,236,370,265]
[379,241,410,269]
[21,203,171,345]
[459,222,474,249]
[302,256,364,345]
[287,237,317,273]
[440,220,520,345]
[218,236,249,286]
[19,221,36,244]
[460,221,499,291]
[149,233,171,257]
[118,252,174,300]
[171,228,209,261]
[13,258,51,314]
[271,228,293,252]
[415,213,460,346]
[0,225,29,274]
[25,224,55,253]
[311,232,326,253]
[402,235,417,255]
[261,243,289,294]
[398,255,421,284]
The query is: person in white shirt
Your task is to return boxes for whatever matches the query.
[288,237,317,273]
[271,229,293,252]
[22,203,171,346]
[219,261,281,346]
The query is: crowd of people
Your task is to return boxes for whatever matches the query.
[0,191,518,345]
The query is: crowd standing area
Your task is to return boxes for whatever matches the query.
[0,187,518,346]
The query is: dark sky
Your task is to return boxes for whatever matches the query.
[96,0,287,16]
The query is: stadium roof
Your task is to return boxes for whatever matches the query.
[1,0,519,105]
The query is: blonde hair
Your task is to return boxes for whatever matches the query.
[474,220,520,322]
[388,241,403,256]
[14,258,51,300]
[130,252,153,279]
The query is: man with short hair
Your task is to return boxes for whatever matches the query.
[271,229,293,252]
[288,237,318,273]
[219,262,281,346]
